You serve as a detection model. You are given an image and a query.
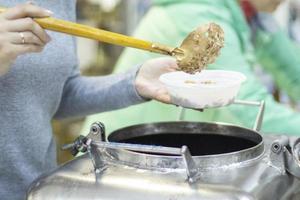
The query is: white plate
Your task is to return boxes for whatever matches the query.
[159,70,246,109]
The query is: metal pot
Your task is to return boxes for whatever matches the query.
[27,100,300,200]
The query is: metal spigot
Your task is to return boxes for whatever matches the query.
[61,122,106,156]
[61,135,88,156]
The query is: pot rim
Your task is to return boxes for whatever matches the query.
[105,121,265,170]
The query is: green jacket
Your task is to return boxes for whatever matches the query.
[82,0,300,136]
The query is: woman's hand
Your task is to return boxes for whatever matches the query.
[0,3,52,75]
[135,57,178,104]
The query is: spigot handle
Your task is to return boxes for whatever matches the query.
[61,135,88,156]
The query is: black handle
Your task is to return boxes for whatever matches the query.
[61,135,88,156]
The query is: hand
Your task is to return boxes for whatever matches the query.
[135,57,178,104]
[0,3,52,75]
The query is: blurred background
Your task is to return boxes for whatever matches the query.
[53,0,151,163]
[53,0,300,164]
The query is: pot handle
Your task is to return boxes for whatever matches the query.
[178,100,265,132]
[233,100,265,132]
[270,136,300,178]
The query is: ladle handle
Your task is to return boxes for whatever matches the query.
[0,7,175,55]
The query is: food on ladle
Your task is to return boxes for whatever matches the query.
[175,23,224,74]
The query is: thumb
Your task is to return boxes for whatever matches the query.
[154,88,171,104]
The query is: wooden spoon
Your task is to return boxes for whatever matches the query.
[0,8,224,73]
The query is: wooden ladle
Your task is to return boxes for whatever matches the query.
[0,8,224,73]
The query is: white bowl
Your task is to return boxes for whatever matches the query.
[159,70,246,109]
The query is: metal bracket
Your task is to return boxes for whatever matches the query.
[87,141,107,176]
[88,129,198,182]
[64,122,199,183]
[86,122,106,142]
[269,136,289,174]
[181,146,198,183]
[86,122,107,176]
[177,100,265,132]
[284,137,300,178]
[270,136,300,178]
[89,142,198,183]
[233,100,265,131]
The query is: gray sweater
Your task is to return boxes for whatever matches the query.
[0,1,145,199]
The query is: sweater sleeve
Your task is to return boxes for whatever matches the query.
[54,67,146,119]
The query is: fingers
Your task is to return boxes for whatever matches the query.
[5,18,51,43]
[2,3,52,20]
[0,3,51,75]
[153,57,179,72]
[166,58,179,70]
[9,31,44,46]
[157,57,178,68]
[11,43,44,55]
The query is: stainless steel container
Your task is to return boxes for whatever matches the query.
[27,101,300,200]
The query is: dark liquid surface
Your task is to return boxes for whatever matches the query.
[119,133,258,156]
